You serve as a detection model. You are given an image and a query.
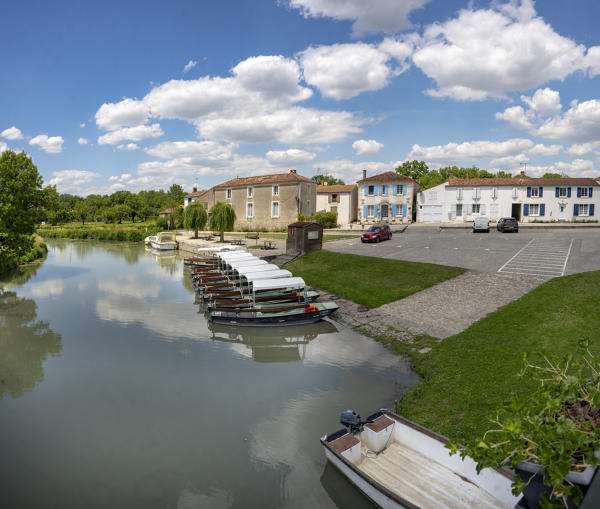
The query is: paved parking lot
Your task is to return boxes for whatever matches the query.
[325,227,600,277]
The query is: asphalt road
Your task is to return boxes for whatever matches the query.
[325,227,600,276]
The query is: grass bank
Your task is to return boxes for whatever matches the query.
[287,250,465,308]
[0,234,47,276]
[38,222,160,242]
[372,270,600,443]
[229,232,358,242]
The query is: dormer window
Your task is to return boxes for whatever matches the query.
[272,185,279,196]
[226,188,232,199]
[247,187,253,198]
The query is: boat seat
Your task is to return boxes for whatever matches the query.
[366,415,394,432]
[329,433,360,454]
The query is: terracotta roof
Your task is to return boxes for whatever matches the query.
[446,177,600,187]
[184,189,211,198]
[160,205,182,214]
[316,184,356,193]
[357,171,416,184]
[214,170,314,188]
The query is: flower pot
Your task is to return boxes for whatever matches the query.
[516,455,599,509]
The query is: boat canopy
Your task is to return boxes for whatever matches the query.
[157,232,176,243]
[219,254,256,264]
[236,264,279,276]
[228,259,268,270]
[251,277,305,292]
[244,270,292,282]
[198,245,245,253]
[218,251,256,260]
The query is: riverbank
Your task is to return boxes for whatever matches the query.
[0,234,47,276]
[37,222,160,242]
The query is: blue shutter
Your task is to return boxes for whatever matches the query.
[403,184,407,195]
[403,204,407,217]
[590,204,595,217]
[539,187,543,197]
[523,204,529,216]
[383,185,387,195]
[555,187,559,198]
[363,205,367,218]
[374,205,379,217]
[391,204,396,217]
[364,185,368,196]
[589,187,593,197]
[527,187,531,197]
[540,204,545,216]
[574,204,579,216]
[568,187,571,198]
[577,187,581,198]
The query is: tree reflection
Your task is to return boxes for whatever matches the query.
[0,290,62,399]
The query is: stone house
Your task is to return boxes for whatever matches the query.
[316,184,358,225]
[416,177,599,223]
[184,187,214,210]
[357,170,418,224]
[212,170,316,231]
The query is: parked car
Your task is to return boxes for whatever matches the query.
[361,225,392,243]
[472,216,490,233]
[497,217,519,233]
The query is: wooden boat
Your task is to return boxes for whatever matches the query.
[150,231,178,250]
[207,290,320,309]
[144,235,157,246]
[321,409,519,509]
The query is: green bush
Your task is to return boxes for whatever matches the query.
[314,211,338,228]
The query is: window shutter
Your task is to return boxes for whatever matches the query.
[555,187,559,198]
[480,204,486,214]
[364,185,368,196]
[391,204,396,216]
[527,187,531,197]
[577,187,581,198]
[568,187,571,198]
[363,205,367,218]
[539,187,543,197]
[540,204,545,216]
[589,187,593,198]
[403,204,407,217]
[574,204,579,216]
[403,185,407,195]
[524,204,529,216]
[374,204,379,217]
[328,194,331,203]
[590,204,595,217]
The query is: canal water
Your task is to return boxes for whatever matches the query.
[0,240,417,509]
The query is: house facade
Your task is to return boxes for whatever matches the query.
[316,184,358,225]
[184,187,214,210]
[356,171,417,224]
[213,170,316,231]
[416,177,599,223]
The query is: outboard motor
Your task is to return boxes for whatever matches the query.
[340,410,363,433]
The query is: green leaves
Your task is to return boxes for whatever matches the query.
[183,202,208,237]
[208,202,236,241]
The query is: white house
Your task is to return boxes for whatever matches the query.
[316,184,358,225]
[417,177,599,223]
[357,171,418,224]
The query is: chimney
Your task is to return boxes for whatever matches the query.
[520,170,525,177]
[193,182,197,193]
[362,169,367,180]
[290,169,297,174]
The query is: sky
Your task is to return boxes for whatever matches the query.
[1,0,599,196]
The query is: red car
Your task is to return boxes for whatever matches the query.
[361,224,392,243]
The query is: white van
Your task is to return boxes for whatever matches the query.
[473,216,490,232]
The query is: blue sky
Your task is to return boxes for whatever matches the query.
[1,0,599,195]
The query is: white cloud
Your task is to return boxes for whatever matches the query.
[145,140,237,164]
[585,46,600,77]
[489,153,529,169]
[408,138,535,164]
[116,143,139,151]
[413,0,589,100]
[79,122,86,128]
[48,170,100,193]
[29,134,64,154]
[95,98,150,130]
[265,149,316,166]
[0,141,8,152]
[521,88,562,117]
[495,106,533,130]
[1,126,23,140]
[78,137,89,145]
[299,40,411,100]
[288,0,431,36]
[312,158,399,184]
[98,123,163,145]
[567,142,600,156]
[536,99,600,143]
[528,143,562,157]
[352,139,383,155]
[30,279,64,298]
[553,158,596,176]
[183,60,198,73]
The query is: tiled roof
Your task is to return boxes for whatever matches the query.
[184,189,211,198]
[214,170,314,188]
[316,184,356,193]
[357,171,416,184]
[446,177,600,187]
[160,205,183,214]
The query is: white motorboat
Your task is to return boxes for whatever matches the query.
[150,231,178,251]
[321,409,519,509]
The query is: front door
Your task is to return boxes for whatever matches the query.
[511,203,521,221]
[558,204,566,221]
[381,204,389,220]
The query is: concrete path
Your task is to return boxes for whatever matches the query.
[326,271,545,339]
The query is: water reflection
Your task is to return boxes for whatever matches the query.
[0,290,62,399]
[320,462,374,509]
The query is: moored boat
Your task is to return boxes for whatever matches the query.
[150,231,178,250]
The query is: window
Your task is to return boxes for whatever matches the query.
[226,188,232,199]
[272,185,279,196]
[472,188,481,199]
[271,201,279,218]
[331,193,338,203]
[472,204,480,214]
[307,199,311,214]
[512,187,519,199]
[428,191,437,201]
[530,187,539,197]
[491,187,498,199]
[579,204,589,216]
[396,184,403,195]
[456,204,462,216]
[559,187,567,198]
[368,185,375,196]
[246,202,253,218]
[247,187,253,198]
[381,185,388,195]
[457,188,463,200]
[203,202,208,210]
[395,206,402,217]
[580,187,589,198]
[529,203,540,216]
[367,205,374,217]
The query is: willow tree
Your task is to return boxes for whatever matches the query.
[208,202,236,242]
[183,202,208,238]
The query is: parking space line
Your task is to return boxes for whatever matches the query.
[498,238,573,277]
[497,239,534,273]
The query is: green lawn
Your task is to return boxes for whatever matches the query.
[286,250,465,308]
[389,270,600,443]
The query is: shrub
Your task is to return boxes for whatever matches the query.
[315,211,337,228]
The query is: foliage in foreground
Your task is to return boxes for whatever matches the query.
[209,202,236,242]
[287,250,464,308]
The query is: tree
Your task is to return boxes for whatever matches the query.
[395,160,429,181]
[0,151,45,272]
[74,202,91,225]
[167,184,185,206]
[183,202,208,238]
[312,174,345,185]
[209,202,236,242]
[543,172,566,178]
[125,194,141,223]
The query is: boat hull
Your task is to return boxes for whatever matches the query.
[210,305,336,326]
[150,242,178,250]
